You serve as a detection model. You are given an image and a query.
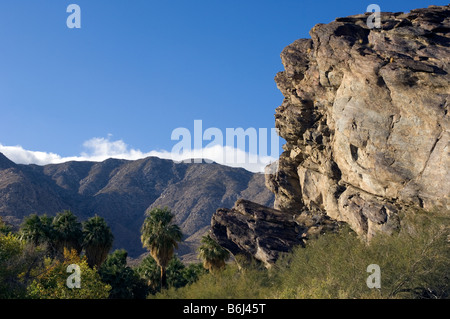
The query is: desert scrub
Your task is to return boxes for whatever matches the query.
[273,227,372,298]
[273,210,450,299]
[151,262,276,299]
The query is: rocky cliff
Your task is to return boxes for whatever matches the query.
[212,5,449,266]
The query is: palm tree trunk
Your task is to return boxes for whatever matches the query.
[160,266,167,290]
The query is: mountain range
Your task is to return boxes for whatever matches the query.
[0,152,273,261]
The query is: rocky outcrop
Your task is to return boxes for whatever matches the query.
[212,5,450,266]
[211,199,339,267]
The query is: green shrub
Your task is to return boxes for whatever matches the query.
[152,262,275,299]
[0,233,27,298]
[274,209,450,299]
[27,249,111,299]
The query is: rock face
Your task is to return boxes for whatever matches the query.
[0,154,273,260]
[212,5,450,265]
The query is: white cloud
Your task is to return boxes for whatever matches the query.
[0,144,64,166]
[171,144,278,173]
[0,137,277,173]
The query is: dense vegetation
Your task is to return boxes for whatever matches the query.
[1,207,448,299]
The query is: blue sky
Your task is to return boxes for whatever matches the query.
[0,0,445,171]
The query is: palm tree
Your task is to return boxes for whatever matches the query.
[20,214,58,257]
[198,234,230,273]
[52,210,83,258]
[140,207,183,289]
[41,215,58,248]
[20,214,54,244]
[19,214,45,246]
[82,215,114,268]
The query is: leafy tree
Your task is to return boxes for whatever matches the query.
[0,232,26,298]
[198,234,230,273]
[52,210,83,258]
[82,215,114,268]
[27,248,111,299]
[0,232,49,298]
[140,207,183,289]
[99,249,148,299]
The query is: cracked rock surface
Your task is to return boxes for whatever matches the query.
[212,5,450,266]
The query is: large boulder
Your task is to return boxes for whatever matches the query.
[269,4,449,238]
[211,199,338,267]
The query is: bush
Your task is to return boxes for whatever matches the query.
[153,262,275,299]
[27,249,111,299]
[274,210,450,299]
[0,232,48,298]
[0,233,27,298]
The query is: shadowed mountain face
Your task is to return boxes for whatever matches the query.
[0,153,273,259]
